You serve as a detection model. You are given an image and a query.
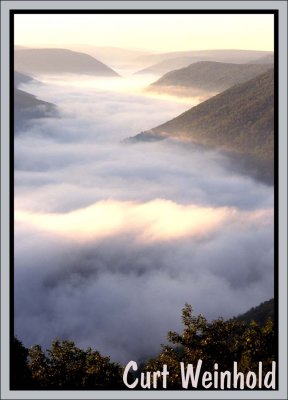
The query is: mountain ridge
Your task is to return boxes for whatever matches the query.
[14,88,58,132]
[233,299,274,325]
[149,61,273,94]
[135,49,273,74]
[130,69,274,172]
[15,48,120,76]
[15,71,38,87]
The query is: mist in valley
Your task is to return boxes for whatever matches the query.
[14,68,274,364]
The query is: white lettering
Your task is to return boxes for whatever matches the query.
[162,364,169,389]
[153,370,161,388]
[202,371,212,388]
[258,362,263,388]
[181,360,203,389]
[246,371,257,389]
[233,362,244,389]
[220,371,231,389]
[214,363,218,389]
[264,361,276,389]
[123,360,138,389]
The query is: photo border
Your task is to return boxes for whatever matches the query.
[1,1,287,399]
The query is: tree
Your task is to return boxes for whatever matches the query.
[28,344,49,388]
[27,339,124,389]
[145,304,275,389]
[238,318,275,374]
[11,304,275,390]
[84,347,123,389]
[11,337,32,389]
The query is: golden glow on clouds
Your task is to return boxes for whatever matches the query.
[15,14,274,51]
[15,199,229,242]
[15,199,273,243]
[38,74,200,105]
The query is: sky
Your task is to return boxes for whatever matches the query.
[14,13,274,52]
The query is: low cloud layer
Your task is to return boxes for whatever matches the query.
[14,74,274,363]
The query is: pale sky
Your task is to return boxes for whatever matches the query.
[14,13,274,52]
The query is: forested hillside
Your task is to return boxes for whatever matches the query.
[149,61,272,93]
[234,299,274,325]
[133,69,274,163]
[14,71,37,87]
[135,49,273,74]
[14,88,57,131]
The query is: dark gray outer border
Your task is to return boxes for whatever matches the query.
[1,1,287,399]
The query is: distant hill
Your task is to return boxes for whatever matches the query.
[15,45,27,50]
[134,49,273,74]
[233,299,274,326]
[14,71,38,87]
[248,54,274,64]
[135,56,203,75]
[69,45,153,67]
[14,88,58,131]
[149,62,272,94]
[15,48,120,76]
[131,69,274,164]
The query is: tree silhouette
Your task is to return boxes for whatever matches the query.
[145,304,275,389]
[11,337,32,389]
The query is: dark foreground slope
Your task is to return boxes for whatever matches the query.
[149,61,272,93]
[15,48,120,76]
[134,69,274,162]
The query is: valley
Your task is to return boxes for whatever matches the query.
[14,45,275,364]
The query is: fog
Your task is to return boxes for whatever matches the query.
[14,72,274,363]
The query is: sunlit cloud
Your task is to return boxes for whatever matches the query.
[15,199,273,243]
[22,73,198,105]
